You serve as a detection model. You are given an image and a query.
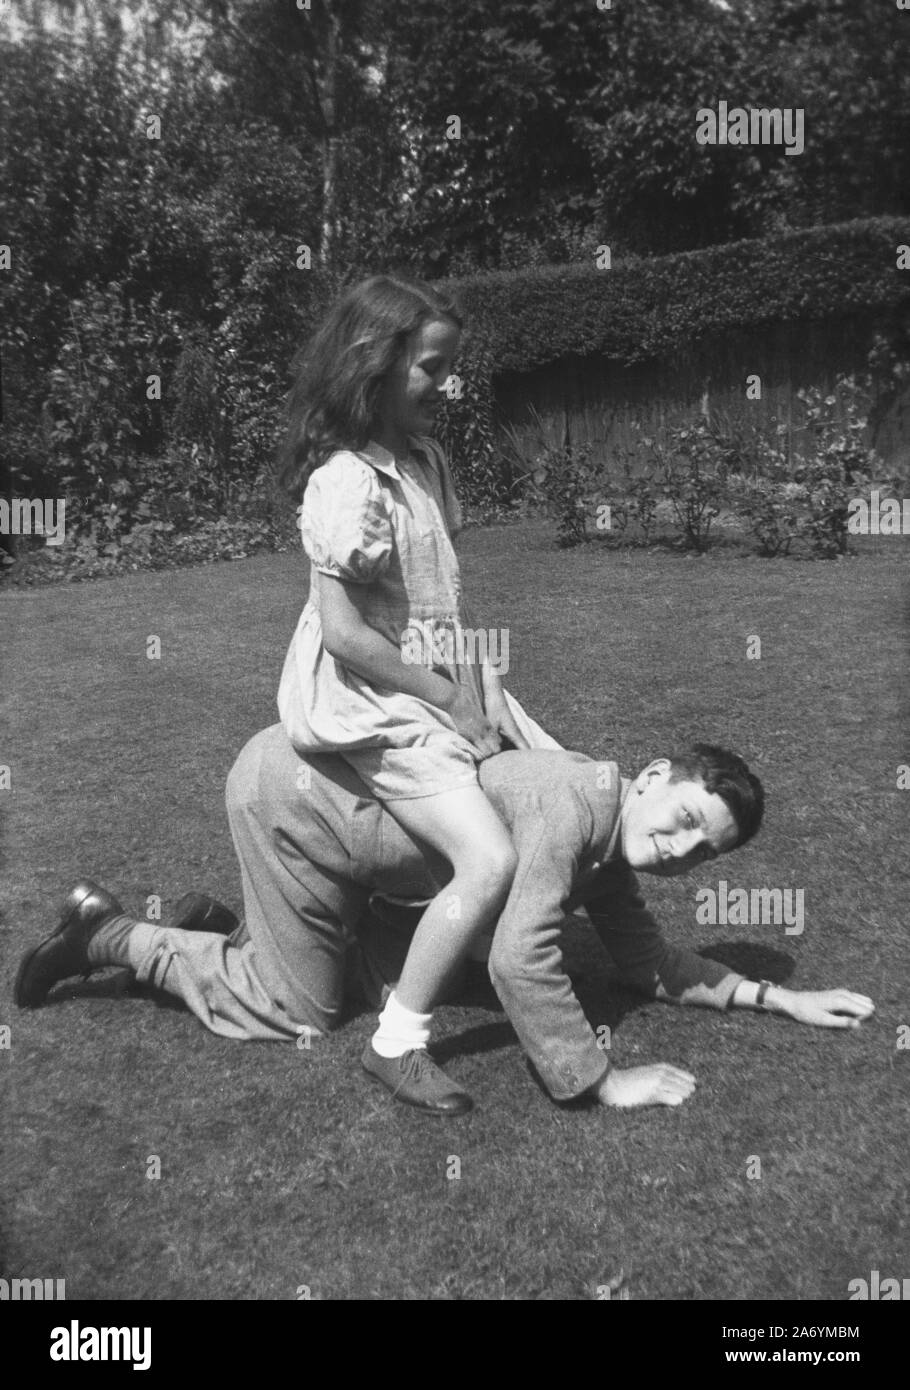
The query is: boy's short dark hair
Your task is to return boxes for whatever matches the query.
[667,743,764,849]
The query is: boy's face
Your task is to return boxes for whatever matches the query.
[620,760,740,876]
[378,317,461,442]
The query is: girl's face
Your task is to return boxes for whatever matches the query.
[375,317,461,448]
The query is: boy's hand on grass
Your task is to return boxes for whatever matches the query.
[596,1064,696,1109]
[779,988,875,1029]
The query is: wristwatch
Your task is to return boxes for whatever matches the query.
[755,979,774,1010]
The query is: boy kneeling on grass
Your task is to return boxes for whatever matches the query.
[14,736,875,1114]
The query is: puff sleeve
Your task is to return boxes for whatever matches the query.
[299,454,393,583]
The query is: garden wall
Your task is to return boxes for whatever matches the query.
[444,217,910,487]
[493,311,910,478]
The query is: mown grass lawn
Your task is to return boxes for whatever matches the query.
[2,522,908,1300]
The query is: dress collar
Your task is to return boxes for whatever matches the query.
[360,436,430,480]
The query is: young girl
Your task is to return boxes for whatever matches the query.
[276,274,556,1114]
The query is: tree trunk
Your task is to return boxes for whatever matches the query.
[318,1,342,268]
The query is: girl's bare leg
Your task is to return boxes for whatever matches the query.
[380,785,517,1013]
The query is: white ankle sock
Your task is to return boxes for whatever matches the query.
[371,991,432,1059]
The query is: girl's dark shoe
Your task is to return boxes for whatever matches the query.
[361,1041,473,1115]
[14,880,124,1008]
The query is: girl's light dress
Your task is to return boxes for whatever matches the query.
[277,435,559,801]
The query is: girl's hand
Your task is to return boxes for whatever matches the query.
[480,658,530,750]
[448,687,502,760]
[781,988,875,1028]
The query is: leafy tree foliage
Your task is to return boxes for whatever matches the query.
[2,0,907,559]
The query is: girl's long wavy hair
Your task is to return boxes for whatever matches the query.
[276,274,463,499]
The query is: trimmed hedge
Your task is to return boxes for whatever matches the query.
[442,217,910,372]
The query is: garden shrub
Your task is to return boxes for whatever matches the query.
[792,377,884,557]
[526,375,895,559]
[444,217,910,374]
[638,420,731,552]
[436,340,509,510]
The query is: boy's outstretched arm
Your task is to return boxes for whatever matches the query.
[583,869,874,1109]
[727,980,875,1027]
[591,987,875,1111]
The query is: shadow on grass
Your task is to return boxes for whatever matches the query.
[432,1020,517,1065]
[438,970,655,1069]
[44,969,134,1004]
[41,972,214,1021]
[38,940,797,1058]
[698,941,796,985]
